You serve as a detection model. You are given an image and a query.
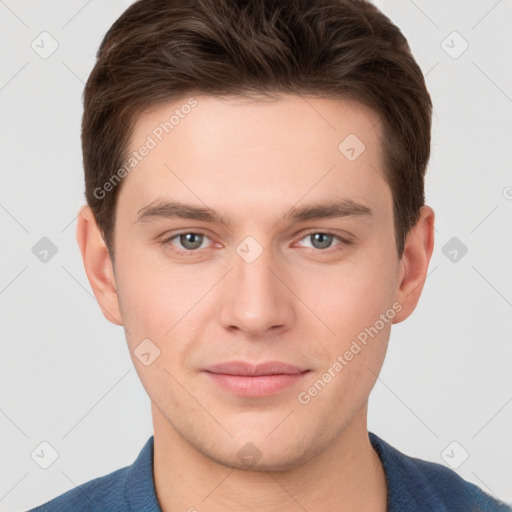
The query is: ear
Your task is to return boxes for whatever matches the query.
[76,205,123,326]
[392,205,435,324]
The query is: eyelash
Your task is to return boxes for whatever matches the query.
[161,230,352,256]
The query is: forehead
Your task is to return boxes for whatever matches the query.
[120,94,390,219]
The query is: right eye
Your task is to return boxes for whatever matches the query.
[162,231,214,253]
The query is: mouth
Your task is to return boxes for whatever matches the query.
[203,361,311,397]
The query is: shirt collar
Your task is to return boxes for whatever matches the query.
[125,436,162,511]
[369,431,447,511]
[126,433,447,512]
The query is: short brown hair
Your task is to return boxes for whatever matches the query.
[82,0,432,259]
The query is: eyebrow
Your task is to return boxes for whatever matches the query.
[135,198,372,226]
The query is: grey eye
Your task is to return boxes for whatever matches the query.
[309,233,334,250]
[178,233,204,250]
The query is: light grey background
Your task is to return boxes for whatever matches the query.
[1,1,511,510]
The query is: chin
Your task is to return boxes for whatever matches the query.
[214,444,310,473]
[199,427,316,473]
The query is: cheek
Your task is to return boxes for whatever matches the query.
[114,262,198,397]
[115,252,215,348]
[114,256,171,340]
[306,258,397,337]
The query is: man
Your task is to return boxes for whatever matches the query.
[28,0,510,510]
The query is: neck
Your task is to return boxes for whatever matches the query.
[152,403,387,512]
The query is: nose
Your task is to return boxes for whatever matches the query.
[219,242,295,340]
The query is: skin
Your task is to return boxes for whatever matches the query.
[77,94,434,512]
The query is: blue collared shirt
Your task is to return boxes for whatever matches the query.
[27,432,511,511]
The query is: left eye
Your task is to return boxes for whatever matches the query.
[297,232,343,251]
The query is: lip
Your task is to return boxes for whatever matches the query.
[203,361,310,397]
[205,361,307,376]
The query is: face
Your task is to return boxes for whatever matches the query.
[101,94,409,470]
